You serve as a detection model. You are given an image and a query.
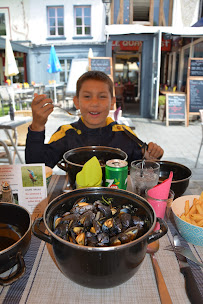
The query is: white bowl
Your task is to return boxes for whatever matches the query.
[171,195,203,246]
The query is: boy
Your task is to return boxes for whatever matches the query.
[25,71,163,167]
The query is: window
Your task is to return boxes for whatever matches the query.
[47,6,64,36]
[59,59,71,83]
[0,13,6,35]
[74,6,91,36]
[0,8,10,37]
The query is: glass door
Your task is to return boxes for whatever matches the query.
[150,30,161,119]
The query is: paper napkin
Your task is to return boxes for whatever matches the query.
[76,156,102,188]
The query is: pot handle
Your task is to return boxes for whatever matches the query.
[32,217,52,244]
[147,218,168,244]
[0,252,25,286]
[57,159,67,172]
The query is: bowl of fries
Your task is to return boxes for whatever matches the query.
[171,194,203,246]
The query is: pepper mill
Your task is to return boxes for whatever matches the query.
[1,181,14,203]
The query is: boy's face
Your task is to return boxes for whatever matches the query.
[73,79,115,129]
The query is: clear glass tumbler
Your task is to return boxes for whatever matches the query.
[130,160,160,197]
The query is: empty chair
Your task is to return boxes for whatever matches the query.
[124,84,135,102]
[195,109,203,168]
[0,140,13,164]
[0,86,13,115]
[115,86,125,110]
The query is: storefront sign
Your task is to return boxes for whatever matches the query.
[188,79,203,112]
[187,58,203,125]
[161,38,171,51]
[166,93,186,126]
[189,58,203,77]
[112,39,171,51]
[112,41,142,51]
[89,57,113,77]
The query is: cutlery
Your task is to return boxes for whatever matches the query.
[172,234,203,304]
[147,241,173,304]
[123,126,148,150]
[53,104,79,116]
[165,244,203,268]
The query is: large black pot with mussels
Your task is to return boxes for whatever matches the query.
[32,187,168,289]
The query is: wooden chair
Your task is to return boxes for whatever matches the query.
[195,109,203,168]
[124,84,135,102]
[115,86,125,110]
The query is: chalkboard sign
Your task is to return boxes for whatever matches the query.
[89,57,112,76]
[189,79,203,112]
[166,93,186,126]
[189,58,203,77]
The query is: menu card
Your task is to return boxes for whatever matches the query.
[0,164,47,219]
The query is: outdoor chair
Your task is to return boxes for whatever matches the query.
[195,109,203,168]
[19,90,34,110]
[0,140,13,164]
[0,86,13,115]
[115,86,125,110]
[124,84,135,102]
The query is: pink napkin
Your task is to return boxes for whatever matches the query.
[148,171,173,199]
[147,171,173,231]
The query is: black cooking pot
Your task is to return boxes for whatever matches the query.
[57,146,128,187]
[32,187,167,289]
[157,161,192,198]
[0,202,31,286]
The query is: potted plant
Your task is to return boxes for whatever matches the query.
[158,95,166,121]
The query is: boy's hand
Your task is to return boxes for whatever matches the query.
[144,142,164,160]
[30,93,54,131]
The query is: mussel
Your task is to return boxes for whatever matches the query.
[53,198,150,247]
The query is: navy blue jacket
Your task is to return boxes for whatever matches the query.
[25,117,143,168]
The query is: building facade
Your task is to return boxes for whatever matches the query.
[0,0,202,118]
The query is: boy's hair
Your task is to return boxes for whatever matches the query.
[76,71,114,98]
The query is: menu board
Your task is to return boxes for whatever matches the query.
[190,58,203,77]
[189,79,203,112]
[166,93,186,126]
[89,57,112,76]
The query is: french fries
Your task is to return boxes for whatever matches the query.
[179,192,203,228]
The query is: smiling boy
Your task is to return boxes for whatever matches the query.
[25,71,163,167]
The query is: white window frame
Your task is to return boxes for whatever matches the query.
[47,6,64,37]
[74,6,91,36]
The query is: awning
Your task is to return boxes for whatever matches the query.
[192,17,203,27]
[0,37,29,53]
[105,24,203,38]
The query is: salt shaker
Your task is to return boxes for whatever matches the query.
[1,181,14,203]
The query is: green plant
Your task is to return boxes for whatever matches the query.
[158,95,166,106]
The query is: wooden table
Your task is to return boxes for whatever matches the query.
[0,175,202,304]
[0,116,32,163]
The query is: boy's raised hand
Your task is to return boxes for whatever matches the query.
[144,142,164,160]
[30,93,54,131]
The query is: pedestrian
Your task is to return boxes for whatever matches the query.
[25,71,164,168]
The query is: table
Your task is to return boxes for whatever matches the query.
[45,84,64,104]
[0,116,32,163]
[0,176,202,304]
[14,88,34,110]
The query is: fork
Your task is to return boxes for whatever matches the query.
[165,245,203,268]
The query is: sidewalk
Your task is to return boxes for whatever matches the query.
[1,107,203,180]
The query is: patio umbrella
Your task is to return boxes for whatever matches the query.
[47,45,62,104]
[5,37,19,110]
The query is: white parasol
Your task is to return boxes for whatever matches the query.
[5,37,19,110]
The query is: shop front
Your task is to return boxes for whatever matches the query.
[105,25,203,119]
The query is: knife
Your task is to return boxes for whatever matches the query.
[173,235,203,304]
[122,126,148,149]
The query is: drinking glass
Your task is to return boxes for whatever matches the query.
[130,160,160,197]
